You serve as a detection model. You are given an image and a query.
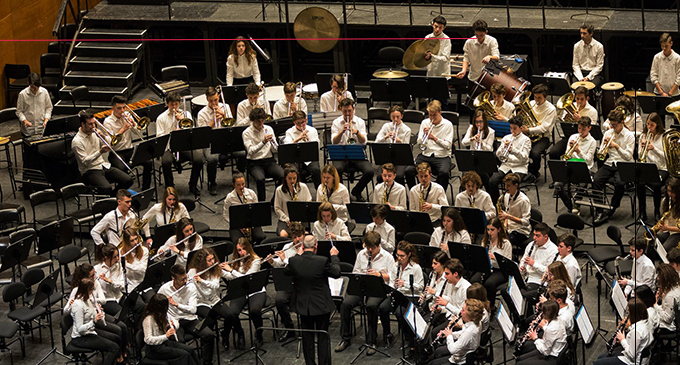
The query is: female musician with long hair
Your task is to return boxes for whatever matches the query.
[471,217,511,311]
[656,263,680,335]
[119,227,148,291]
[462,109,495,151]
[594,298,651,365]
[545,261,576,305]
[226,36,260,86]
[658,177,680,251]
[429,208,471,250]
[634,285,659,334]
[316,164,350,221]
[515,300,567,365]
[274,164,312,238]
[222,238,265,349]
[454,171,495,221]
[142,187,190,245]
[142,294,200,365]
[95,243,125,314]
[422,251,450,311]
[158,217,203,266]
[311,202,351,242]
[636,112,668,222]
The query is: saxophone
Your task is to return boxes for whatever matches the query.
[382,185,388,204]
[419,184,426,211]
[292,183,299,201]
[469,193,475,208]
[321,185,328,202]
[242,192,252,241]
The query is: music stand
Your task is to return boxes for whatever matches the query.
[277,141,320,166]
[210,126,247,156]
[487,120,511,139]
[369,79,411,106]
[170,126,215,212]
[327,144,367,187]
[530,75,572,103]
[223,84,249,106]
[386,210,433,235]
[496,254,527,291]
[414,244,442,273]
[345,273,391,363]
[370,143,415,167]
[618,162,660,228]
[408,76,450,108]
[35,268,63,365]
[130,134,170,202]
[252,242,281,268]
[229,202,272,237]
[548,160,594,225]
[266,117,294,138]
[447,242,492,280]
[38,218,74,261]
[225,269,270,363]
[456,207,487,237]
[316,241,356,265]
[348,202,385,224]
[43,115,79,135]
[135,257,175,293]
[207,241,233,263]
[152,223,176,253]
[453,150,498,174]
[286,201,321,232]
[271,267,302,351]
[131,187,155,213]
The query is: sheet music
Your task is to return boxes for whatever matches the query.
[508,275,525,316]
[575,305,595,345]
[404,302,428,340]
[656,238,669,264]
[328,277,344,297]
[496,302,515,342]
[611,281,627,319]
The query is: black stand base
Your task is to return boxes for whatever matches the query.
[351,343,390,364]
[231,345,268,364]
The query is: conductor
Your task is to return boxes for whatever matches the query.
[285,235,341,365]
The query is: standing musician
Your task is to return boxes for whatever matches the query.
[617,237,657,296]
[331,98,373,201]
[375,106,412,183]
[409,162,450,225]
[285,235,341,365]
[243,107,284,202]
[593,298,651,365]
[496,173,532,249]
[72,111,133,195]
[572,23,605,86]
[470,217,511,311]
[155,91,202,191]
[335,231,396,353]
[157,264,216,364]
[603,96,644,137]
[514,300,567,365]
[312,202,351,242]
[236,83,271,126]
[637,112,668,222]
[141,293,201,364]
[556,234,582,289]
[655,264,680,338]
[104,95,152,190]
[142,187,190,245]
[157,217,203,267]
[553,117,597,213]
[91,189,136,259]
[283,110,321,187]
[274,164,312,237]
[428,299,485,365]
[366,204,396,253]
[226,36,261,86]
[221,238,265,349]
[16,73,52,137]
[488,117,531,204]
[273,81,308,119]
[94,243,125,314]
[118,228,148,292]
[593,109,635,225]
[372,163,408,211]
[455,171,495,221]
[659,177,680,251]
[489,83,514,121]
[651,33,680,97]
[549,86,599,161]
[429,208,472,252]
[456,19,500,83]
[317,164,351,221]
[406,100,454,191]
[424,15,452,79]
[197,86,234,195]
[223,172,265,244]
[462,109,495,151]
[519,223,559,298]
[320,74,353,113]
[522,84,556,182]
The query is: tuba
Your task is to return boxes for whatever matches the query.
[512,91,542,142]
[472,91,497,121]
[663,127,680,178]
[556,93,578,124]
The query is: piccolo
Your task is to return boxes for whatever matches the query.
[167,314,179,341]
[150,232,197,261]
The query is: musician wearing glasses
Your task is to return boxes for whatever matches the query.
[365,204,396,253]
[16,73,52,137]
[197,86,234,195]
[488,117,531,204]
[274,164,312,238]
[104,95,152,190]
[371,163,407,211]
[521,84,556,182]
[236,83,271,126]
[489,83,514,121]
[636,112,668,222]
[243,107,284,202]
[409,162,449,224]
[283,110,321,187]
[455,171,495,221]
[572,23,605,86]
[462,110,495,151]
[549,86,598,162]
[91,189,136,253]
[554,117,597,213]
[320,74,353,112]
[603,96,644,137]
[72,112,133,195]
[273,82,308,119]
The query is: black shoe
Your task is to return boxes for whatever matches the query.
[174,161,183,174]
[405,348,416,360]
[235,331,246,350]
[334,340,351,352]
[549,182,555,189]
[384,333,394,349]
[278,331,295,342]
[208,182,217,196]
[352,194,366,202]
[366,344,376,356]
[222,330,230,351]
[523,173,537,184]
[594,211,610,227]
[255,336,264,348]
[189,185,200,196]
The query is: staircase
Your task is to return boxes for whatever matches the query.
[55,27,147,113]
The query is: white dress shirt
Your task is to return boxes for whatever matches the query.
[528,100,557,139]
[430,227,472,248]
[123,246,149,291]
[159,235,204,267]
[579,102,599,124]
[158,280,198,321]
[426,272,448,302]
[650,50,680,96]
[320,90,353,113]
[417,118,454,157]
[425,32,452,78]
[504,190,532,237]
[316,183,350,221]
[155,108,192,151]
[243,124,278,160]
[497,132,532,174]
[371,181,407,210]
[236,97,271,126]
[521,240,559,284]
[94,261,125,301]
[142,315,170,345]
[375,121,412,144]
[487,239,512,269]
[408,182,449,222]
[223,188,258,223]
[558,305,575,334]
[270,241,300,268]
[353,247,397,285]
[461,125,495,151]
[534,320,567,357]
[331,115,367,145]
[312,218,351,242]
[274,183,312,223]
[197,103,233,128]
[463,35,500,81]
[626,254,656,292]
[455,189,496,220]
[141,202,190,237]
[272,97,308,120]
[394,261,424,296]
[366,221,396,253]
[91,208,137,246]
[72,129,111,174]
[490,99,514,120]
[71,299,97,338]
[16,86,52,136]
[222,258,265,297]
[619,320,651,365]
[103,114,133,150]
[604,113,644,137]
[572,38,605,80]
[558,253,582,288]
[283,124,319,144]
[187,269,226,307]
[601,128,635,167]
[442,278,471,317]
[647,306,660,334]
[226,54,261,86]
[445,321,480,365]
[564,133,597,172]
[657,286,680,331]
[639,133,666,171]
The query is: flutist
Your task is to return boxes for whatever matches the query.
[488,117,531,204]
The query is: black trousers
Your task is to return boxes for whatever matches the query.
[195,303,237,338]
[333,160,375,198]
[248,158,284,201]
[161,149,204,188]
[528,137,550,177]
[637,170,669,216]
[71,334,120,365]
[296,161,322,187]
[145,341,200,365]
[82,167,133,196]
[95,315,127,356]
[470,269,505,309]
[300,312,332,365]
[340,294,383,344]
[593,164,625,210]
[109,148,152,190]
[275,290,294,330]
[229,292,266,338]
[406,154,452,191]
[179,317,215,365]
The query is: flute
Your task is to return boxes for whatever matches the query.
[167,314,179,341]
[263,242,303,263]
[325,223,335,248]
[121,242,142,258]
[150,232,197,261]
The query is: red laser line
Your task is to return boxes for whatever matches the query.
[0,37,474,42]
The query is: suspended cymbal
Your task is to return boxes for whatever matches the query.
[623,90,655,97]
[403,39,441,69]
[570,81,595,90]
[293,7,340,54]
[373,70,409,79]
[601,82,624,90]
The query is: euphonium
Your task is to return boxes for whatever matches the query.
[512,91,542,142]
[561,136,583,161]
[666,99,680,124]
[472,92,497,121]
[556,92,578,124]
[639,131,652,163]
[662,128,680,178]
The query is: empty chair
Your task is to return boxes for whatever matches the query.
[161,65,189,82]
[69,85,91,108]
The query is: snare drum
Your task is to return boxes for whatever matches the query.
[302,83,319,99]
[601,82,624,120]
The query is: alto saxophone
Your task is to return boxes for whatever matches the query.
[242,192,252,240]
[382,186,388,204]
[419,184,425,210]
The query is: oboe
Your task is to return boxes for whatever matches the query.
[418,270,436,312]
[520,243,536,280]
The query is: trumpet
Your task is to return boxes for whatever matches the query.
[561,136,583,161]
[176,96,194,129]
[639,131,652,163]
[420,121,433,151]
[266,125,279,148]
[597,130,617,161]
[215,85,234,127]
[499,135,515,162]
[345,117,356,144]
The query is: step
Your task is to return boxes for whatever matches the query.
[80,27,147,40]
[59,85,129,102]
[69,55,138,73]
[74,41,142,58]
[64,70,133,88]
[54,99,111,114]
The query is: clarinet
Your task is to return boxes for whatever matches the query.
[515,310,543,352]
[520,242,536,280]
[429,312,462,350]
[418,270,436,313]
[390,262,402,308]
[607,315,628,355]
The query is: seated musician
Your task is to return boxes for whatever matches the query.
[236,83,271,126]
[91,189,136,259]
[634,286,659,334]
[470,217,511,311]
[105,95,152,190]
[223,171,265,244]
[372,163,407,211]
[455,171,495,221]
[409,162,449,225]
[16,73,52,137]
[553,117,597,213]
[602,95,644,137]
[311,202,351,242]
[593,298,651,365]
[496,173,532,249]
[273,81,308,119]
[155,91,202,192]
[157,263,216,364]
[221,238,265,349]
[118,228,148,292]
[432,259,471,327]
[541,281,575,335]
[668,247,680,275]
[335,231,396,353]
[320,74,353,112]
[651,33,680,97]
[556,234,581,288]
[331,98,374,201]
[406,100,454,191]
[515,300,567,365]
[72,111,133,195]
[656,264,680,338]
[522,84,556,183]
[274,164,312,237]
[429,208,471,252]
[488,117,531,204]
[462,109,495,151]
[317,164,350,221]
[283,110,321,187]
[660,178,680,251]
[141,293,200,364]
[637,112,668,222]
[142,187,190,246]
[427,299,484,365]
[157,217,204,267]
[572,23,604,86]
[95,243,125,315]
[197,86,235,195]
[549,86,599,162]
[489,83,514,121]
[243,107,284,201]
[366,204,396,253]
[593,109,635,225]
[618,237,656,296]
[519,222,559,298]
[226,36,261,86]
[422,251,450,318]
[375,106,413,183]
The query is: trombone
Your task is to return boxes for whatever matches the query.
[123,105,150,140]
[215,85,234,127]
[93,118,133,172]
[95,118,122,147]
[175,96,194,129]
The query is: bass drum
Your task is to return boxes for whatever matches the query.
[601,82,624,120]
[467,68,529,108]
